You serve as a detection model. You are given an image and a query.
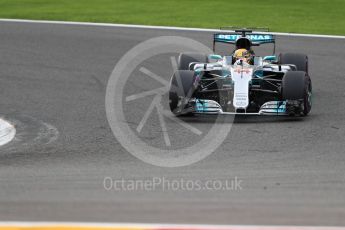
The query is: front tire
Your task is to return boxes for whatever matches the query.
[282,71,312,115]
[169,70,196,115]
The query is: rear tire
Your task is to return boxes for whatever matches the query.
[279,53,308,74]
[178,53,208,70]
[169,70,196,115]
[282,71,312,115]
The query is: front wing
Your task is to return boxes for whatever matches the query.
[191,99,289,115]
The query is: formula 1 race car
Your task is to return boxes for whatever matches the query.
[169,28,312,116]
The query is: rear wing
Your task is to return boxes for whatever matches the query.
[213,29,276,54]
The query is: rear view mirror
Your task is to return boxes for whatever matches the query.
[263,55,277,62]
[208,54,222,62]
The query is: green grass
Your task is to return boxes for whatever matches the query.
[0,0,344,35]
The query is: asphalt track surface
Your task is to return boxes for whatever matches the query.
[0,21,344,226]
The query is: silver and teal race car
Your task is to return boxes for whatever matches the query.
[169,29,312,116]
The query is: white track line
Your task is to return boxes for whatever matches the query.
[0,222,343,229]
[0,18,345,39]
[0,118,16,146]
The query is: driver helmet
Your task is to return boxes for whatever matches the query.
[234,48,252,64]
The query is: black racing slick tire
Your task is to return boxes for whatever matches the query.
[282,71,312,116]
[178,53,208,70]
[169,70,196,115]
[279,53,308,74]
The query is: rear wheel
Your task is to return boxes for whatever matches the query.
[169,70,196,115]
[178,53,208,70]
[279,53,308,74]
[282,71,312,115]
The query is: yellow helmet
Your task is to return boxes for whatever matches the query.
[233,48,253,64]
[234,48,250,59]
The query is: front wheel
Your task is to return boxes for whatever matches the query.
[169,70,196,115]
[282,71,312,116]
